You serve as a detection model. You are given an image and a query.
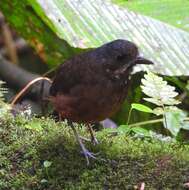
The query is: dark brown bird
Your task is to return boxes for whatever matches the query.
[50,39,153,164]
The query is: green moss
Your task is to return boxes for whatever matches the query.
[1,115,189,189]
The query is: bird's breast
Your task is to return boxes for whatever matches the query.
[50,82,128,123]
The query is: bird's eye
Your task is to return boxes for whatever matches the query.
[116,54,127,61]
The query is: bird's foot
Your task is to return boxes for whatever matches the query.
[81,146,98,165]
[69,122,99,165]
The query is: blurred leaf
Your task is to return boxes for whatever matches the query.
[164,109,187,136]
[118,124,150,137]
[31,0,189,76]
[1,0,189,75]
[141,72,180,106]
[153,107,164,116]
[117,125,130,134]
[153,106,180,116]
[131,103,153,113]
[132,127,151,137]
[182,122,189,130]
[0,0,82,67]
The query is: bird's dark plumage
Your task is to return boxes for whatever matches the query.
[50,39,152,123]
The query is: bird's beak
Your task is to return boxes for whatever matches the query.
[124,56,153,70]
[114,56,153,75]
[133,56,154,65]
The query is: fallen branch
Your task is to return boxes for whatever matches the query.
[0,54,51,101]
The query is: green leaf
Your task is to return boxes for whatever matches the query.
[131,103,153,113]
[43,161,52,168]
[117,125,151,137]
[132,127,151,137]
[117,125,130,134]
[164,110,187,136]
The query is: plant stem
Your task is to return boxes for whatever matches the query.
[126,108,132,126]
[162,105,168,129]
[46,169,50,180]
[128,118,163,128]
[128,117,189,128]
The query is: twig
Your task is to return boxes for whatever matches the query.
[0,55,51,100]
[162,105,168,129]
[42,67,57,77]
[126,107,132,125]
[11,77,52,106]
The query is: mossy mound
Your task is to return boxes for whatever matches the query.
[1,115,189,189]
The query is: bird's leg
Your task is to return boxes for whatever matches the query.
[86,124,99,145]
[69,122,97,165]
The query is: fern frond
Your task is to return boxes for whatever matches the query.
[0,80,8,102]
[141,72,180,106]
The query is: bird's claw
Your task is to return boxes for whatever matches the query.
[81,148,99,165]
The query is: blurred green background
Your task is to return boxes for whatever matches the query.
[113,0,189,32]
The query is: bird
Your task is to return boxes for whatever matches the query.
[49,39,153,164]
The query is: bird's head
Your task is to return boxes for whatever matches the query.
[101,39,153,77]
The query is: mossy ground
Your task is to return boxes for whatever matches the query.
[1,115,189,189]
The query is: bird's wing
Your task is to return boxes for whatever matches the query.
[49,53,100,96]
[49,61,81,96]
